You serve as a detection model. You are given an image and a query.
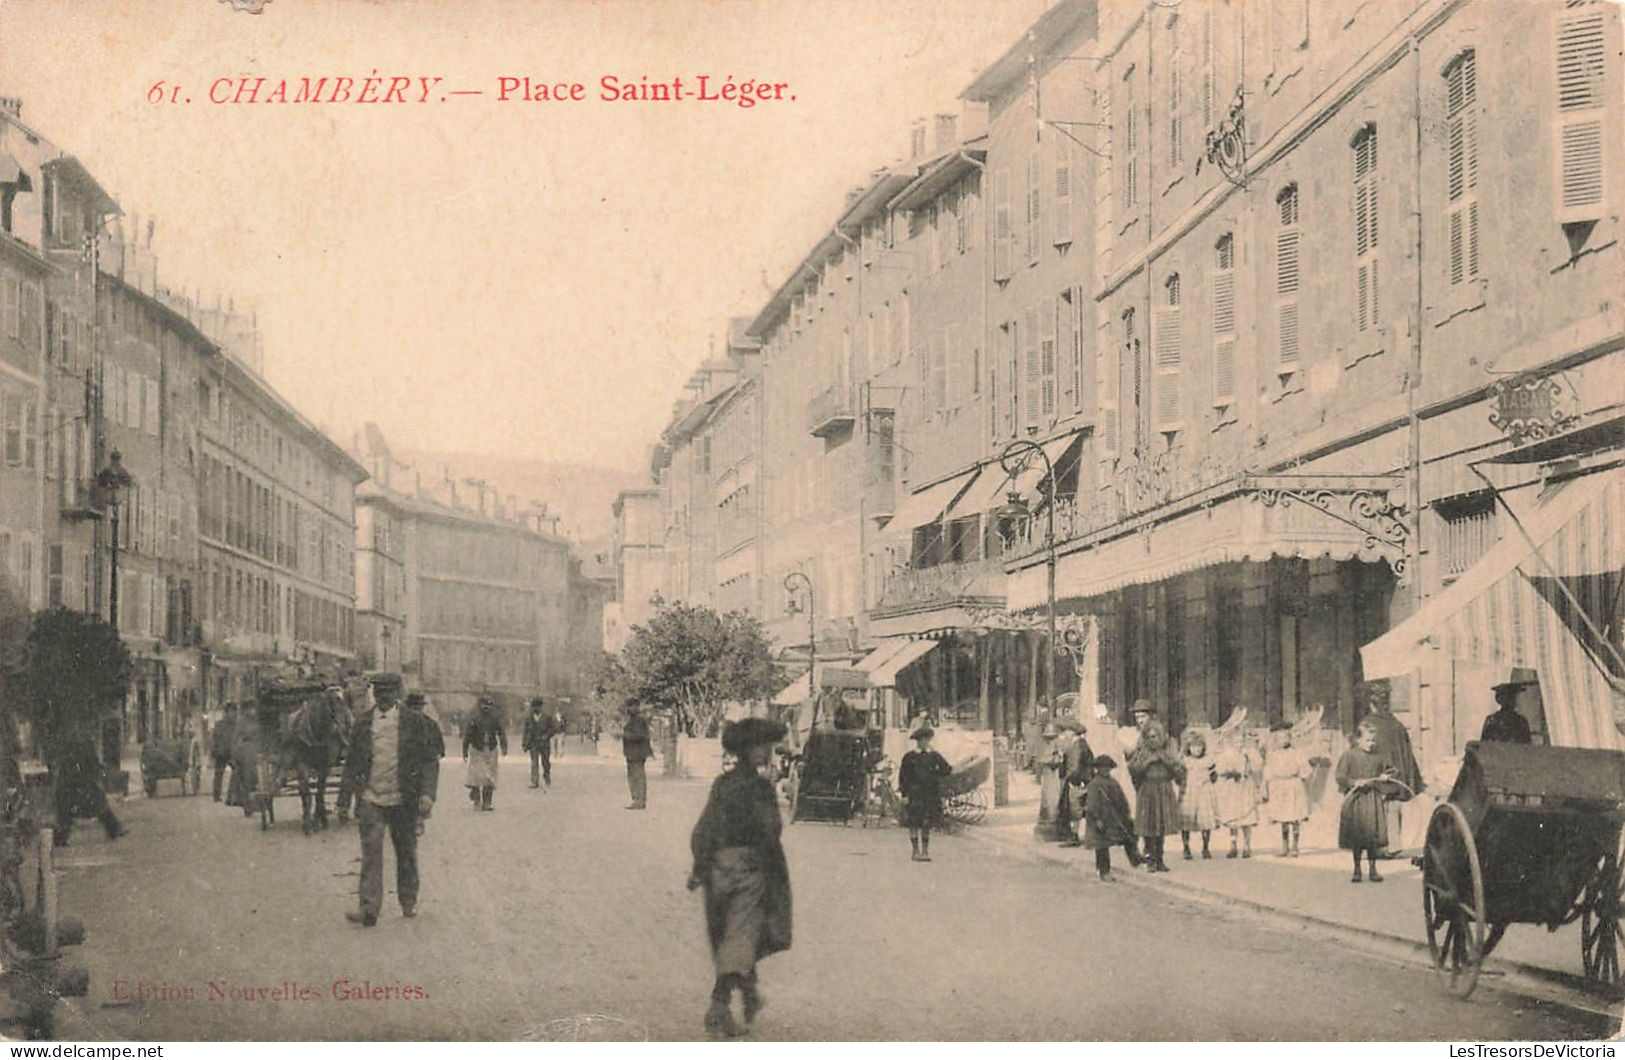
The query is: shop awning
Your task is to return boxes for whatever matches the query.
[0,155,31,190]
[1360,466,1624,749]
[886,470,976,532]
[869,639,938,688]
[945,432,1081,522]
[772,671,814,705]
[1008,474,1407,611]
[856,639,912,673]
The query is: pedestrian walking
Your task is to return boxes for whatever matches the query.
[1481,671,1536,744]
[210,702,237,802]
[462,696,507,811]
[1082,755,1140,880]
[341,674,444,926]
[687,717,793,1038]
[1178,730,1220,860]
[898,725,952,862]
[622,702,654,809]
[1336,720,1397,883]
[50,734,124,847]
[1214,727,1262,858]
[522,698,550,789]
[1127,710,1185,873]
[1263,722,1313,857]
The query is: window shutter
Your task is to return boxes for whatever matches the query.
[1100,320,1120,457]
[1040,297,1057,420]
[2,276,17,340]
[1276,228,1300,366]
[1169,18,1184,171]
[146,377,160,435]
[994,168,1012,281]
[1202,8,1216,129]
[1053,140,1072,246]
[928,332,945,413]
[1213,268,1236,405]
[1023,306,1041,430]
[1154,307,1183,430]
[1553,0,1608,214]
[944,323,958,409]
[1026,152,1041,263]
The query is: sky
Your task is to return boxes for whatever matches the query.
[0,0,1045,474]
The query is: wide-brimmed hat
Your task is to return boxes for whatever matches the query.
[1092,754,1119,771]
[910,725,935,741]
[1052,716,1084,734]
[1492,667,1539,693]
[721,717,788,754]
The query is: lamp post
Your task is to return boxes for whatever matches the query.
[783,571,816,727]
[994,439,1057,740]
[95,450,132,629]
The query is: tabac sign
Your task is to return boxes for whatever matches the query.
[1489,373,1581,445]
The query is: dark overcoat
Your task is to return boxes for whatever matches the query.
[690,767,792,969]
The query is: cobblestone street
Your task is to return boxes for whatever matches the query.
[43,755,1614,1041]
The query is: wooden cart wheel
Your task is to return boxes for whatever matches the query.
[1580,827,1624,988]
[1423,802,1487,1000]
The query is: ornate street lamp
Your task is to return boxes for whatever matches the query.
[95,450,133,629]
[783,571,816,727]
[994,439,1058,741]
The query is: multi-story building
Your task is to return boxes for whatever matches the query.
[353,481,408,673]
[995,0,1624,765]
[606,486,665,654]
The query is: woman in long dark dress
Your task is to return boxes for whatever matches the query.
[1128,718,1186,872]
[898,725,952,863]
[688,717,792,1037]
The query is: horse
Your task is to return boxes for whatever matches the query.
[286,689,351,835]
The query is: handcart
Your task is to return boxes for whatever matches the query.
[138,737,202,798]
[1420,740,1625,999]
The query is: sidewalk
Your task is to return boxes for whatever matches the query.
[968,772,1604,1004]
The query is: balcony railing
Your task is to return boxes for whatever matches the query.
[806,383,855,438]
[59,479,101,521]
[874,557,1006,616]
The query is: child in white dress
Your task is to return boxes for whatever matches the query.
[1213,727,1262,858]
[1262,722,1312,857]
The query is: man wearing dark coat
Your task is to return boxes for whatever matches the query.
[461,697,507,811]
[622,703,654,809]
[1362,683,1423,856]
[341,675,444,926]
[688,717,791,1037]
[898,725,952,862]
[521,698,553,789]
[210,703,237,802]
[1481,677,1535,744]
[51,735,123,847]
[1082,755,1140,880]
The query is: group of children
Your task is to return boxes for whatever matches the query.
[1080,703,1385,881]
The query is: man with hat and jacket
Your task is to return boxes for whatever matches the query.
[210,703,237,802]
[1482,670,1536,744]
[462,696,507,811]
[341,673,444,926]
[622,702,654,809]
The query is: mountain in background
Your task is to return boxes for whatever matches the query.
[394,448,649,543]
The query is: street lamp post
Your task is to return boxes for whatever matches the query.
[994,439,1057,740]
[783,571,816,727]
[96,450,133,629]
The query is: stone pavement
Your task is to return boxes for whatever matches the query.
[969,772,1596,994]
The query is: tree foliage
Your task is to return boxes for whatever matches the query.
[617,597,777,737]
[19,608,130,755]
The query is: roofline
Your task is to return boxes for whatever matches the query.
[745,227,848,339]
[961,0,1098,103]
[40,155,122,218]
[358,481,571,546]
[890,140,989,212]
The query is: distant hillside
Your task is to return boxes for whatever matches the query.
[396,449,648,542]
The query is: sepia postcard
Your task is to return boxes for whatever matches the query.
[0,0,1622,1045]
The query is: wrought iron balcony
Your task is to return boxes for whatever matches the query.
[806,383,855,438]
[872,557,1006,618]
[59,479,102,521]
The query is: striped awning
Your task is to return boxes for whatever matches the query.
[1360,466,1625,749]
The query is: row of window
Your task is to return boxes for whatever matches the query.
[419,637,536,687]
[419,579,539,639]
[199,452,350,584]
[202,558,353,648]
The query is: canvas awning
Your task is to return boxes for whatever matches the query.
[1007,474,1406,610]
[1360,466,1624,749]
[868,639,938,688]
[771,671,814,706]
[887,470,976,532]
[944,432,1081,522]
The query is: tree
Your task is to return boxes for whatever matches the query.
[18,609,130,759]
[617,599,778,737]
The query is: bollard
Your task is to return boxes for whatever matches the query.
[992,736,1010,808]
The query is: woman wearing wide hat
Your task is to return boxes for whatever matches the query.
[899,725,953,862]
[688,717,793,1037]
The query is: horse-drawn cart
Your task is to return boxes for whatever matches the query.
[138,737,202,798]
[248,684,350,834]
[789,729,878,824]
[1420,740,1625,999]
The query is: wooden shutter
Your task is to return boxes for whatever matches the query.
[1026,152,1041,263]
[928,332,945,414]
[1168,17,1184,171]
[1023,306,1041,430]
[146,377,160,435]
[1555,8,1608,221]
[1212,269,1236,405]
[1100,320,1120,457]
[1202,7,1216,129]
[1040,297,1057,421]
[1276,228,1301,367]
[1154,307,1183,431]
[994,167,1012,281]
[1053,140,1072,246]
[2,275,17,340]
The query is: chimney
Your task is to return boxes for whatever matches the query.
[0,98,20,121]
[933,112,958,152]
[908,120,927,160]
[843,185,865,208]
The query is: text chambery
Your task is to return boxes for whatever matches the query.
[148,73,794,107]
